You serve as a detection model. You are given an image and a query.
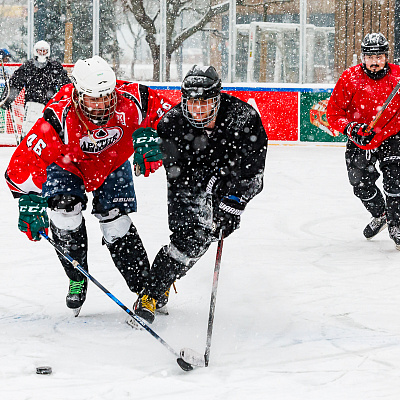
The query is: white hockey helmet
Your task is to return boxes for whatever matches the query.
[33,40,50,63]
[71,55,117,125]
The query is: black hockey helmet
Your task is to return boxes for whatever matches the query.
[361,33,389,55]
[181,65,222,128]
[181,65,222,100]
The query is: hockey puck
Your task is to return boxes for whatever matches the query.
[36,366,52,375]
[176,358,193,371]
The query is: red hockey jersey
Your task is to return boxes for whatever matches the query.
[327,63,400,150]
[5,81,173,197]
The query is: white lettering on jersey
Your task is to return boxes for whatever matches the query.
[115,111,126,126]
[26,133,47,156]
[80,126,124,154]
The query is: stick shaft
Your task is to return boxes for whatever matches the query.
[366,78,400,133]
[39,230,180,358]
[9,105,20,145]
[204,234,224,367]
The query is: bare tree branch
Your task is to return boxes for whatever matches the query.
[169,1,229,54]
[121,0,230,80]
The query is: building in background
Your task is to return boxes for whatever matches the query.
[0,0,399,84]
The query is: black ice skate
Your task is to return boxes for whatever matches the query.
[156,286,172,315]
[363,213,387,239]
[66,279,87,317]
[389,226,400,250]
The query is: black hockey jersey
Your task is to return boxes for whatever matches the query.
[2,59,70,108]
[157,92,268,203]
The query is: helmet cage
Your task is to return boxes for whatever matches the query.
[77,90,117,126]
[182,94,220,128]
[181,67,222,128]
[33,41,50,63]
[71,56,117,125]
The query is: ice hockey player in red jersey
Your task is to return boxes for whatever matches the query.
[327,33,400,249]
[5,55,172,314]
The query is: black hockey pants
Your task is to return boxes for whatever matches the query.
[345,136,400,227]
[147,189,215,299]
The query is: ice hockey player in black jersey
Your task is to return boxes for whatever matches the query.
[0,40,70,138]
[133,65,268,323]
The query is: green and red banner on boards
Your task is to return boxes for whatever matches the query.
[153,84,346,143]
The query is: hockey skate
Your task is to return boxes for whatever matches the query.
[156,286,172,315]
[66,279,87,317]
[134,294,156,323]
[389,226,400,250]
[363,213,387,239]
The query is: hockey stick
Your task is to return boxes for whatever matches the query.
[0,56,10,108]
[0,57,20,144]
[179,232,225,368]
[38,230,194,372]
[9,104,21,145]
[365,78,400,133]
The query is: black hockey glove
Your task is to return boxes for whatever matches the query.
[212,195,246,239]
[204,173,230,198]
[344,122,369,137]
[205,176,222,195]
[344,122,377,147]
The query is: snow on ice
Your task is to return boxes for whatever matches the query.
[1,144,400,399]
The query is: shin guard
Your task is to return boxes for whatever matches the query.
[50,218,88,282]
[104,224,150,293]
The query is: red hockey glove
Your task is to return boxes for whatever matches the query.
[132,127,163,177]
[18,194,49,241]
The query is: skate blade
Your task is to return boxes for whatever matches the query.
[156,305,169,315]
[72,307,82,317]
[126,315,144,330]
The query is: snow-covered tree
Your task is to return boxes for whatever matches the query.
[120,0,229,81]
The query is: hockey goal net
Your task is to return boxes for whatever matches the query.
[0,63,74,147]
[0,63,24,146]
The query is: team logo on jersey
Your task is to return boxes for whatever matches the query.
[80,126,124,153]
[115,111,126,126]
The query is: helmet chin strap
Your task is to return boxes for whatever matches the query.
[72,89,98,148]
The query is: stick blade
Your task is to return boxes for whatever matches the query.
[176,358,193,371]
[126,315,144,330]
[180,347,206,367]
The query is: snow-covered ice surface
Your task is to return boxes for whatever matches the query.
[1,143,400,400]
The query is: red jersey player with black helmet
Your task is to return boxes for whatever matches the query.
[5,55,172,316]
[328,33,400,249]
